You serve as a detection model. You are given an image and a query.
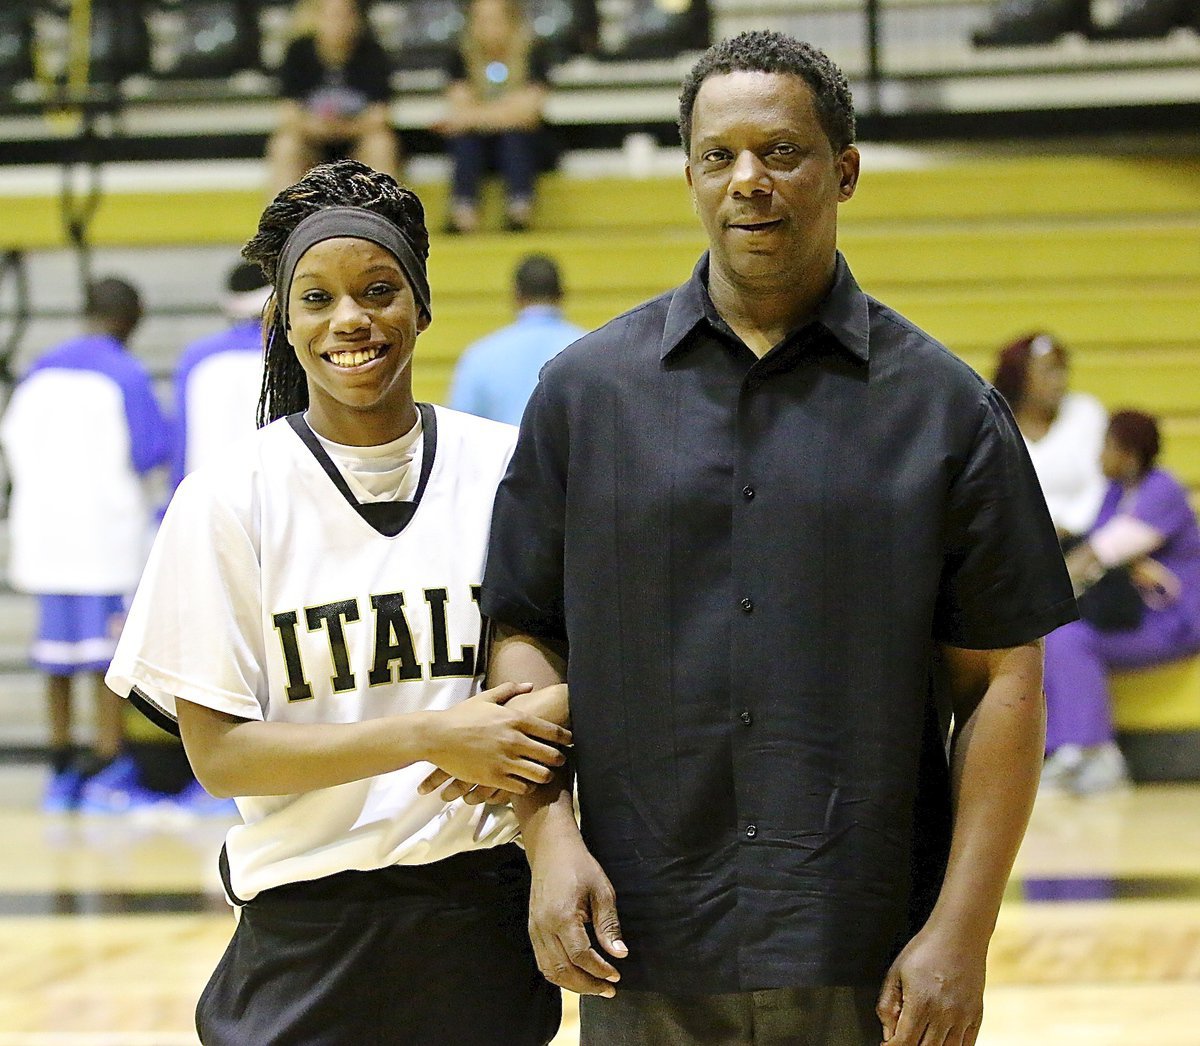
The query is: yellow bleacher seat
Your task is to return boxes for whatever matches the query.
[1112,655,1200,733]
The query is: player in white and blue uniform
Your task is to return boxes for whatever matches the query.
[169,261,270,495]
[1,278,170,810]
[107,161,566,1045]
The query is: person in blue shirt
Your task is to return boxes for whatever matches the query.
[170,262,271,496]
[448,254,585,426]
[0,277,170,812]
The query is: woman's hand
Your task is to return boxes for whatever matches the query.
[1130,557,1181,609]
[418,683,570,803]
[417,682,571,794]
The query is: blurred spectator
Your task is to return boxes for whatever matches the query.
[449,253,584,425]
[972,0,1090,47]
[265,0,400,194]
[435,0,552,233]
[973,0,1198,45]
[993,331,1107,540]
[1042,410,1200,794]
[111,261,271,821]
[170,261,270,495]
[0,278,170,812]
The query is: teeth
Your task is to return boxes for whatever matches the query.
[327,347,383,367]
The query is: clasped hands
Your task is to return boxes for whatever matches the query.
[417,681,571,804]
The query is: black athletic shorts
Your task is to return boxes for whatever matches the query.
[197,844,561,1046]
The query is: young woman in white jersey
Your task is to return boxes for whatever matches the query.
[107,160,567,1044]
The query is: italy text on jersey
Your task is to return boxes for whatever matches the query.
[272,584,488,700]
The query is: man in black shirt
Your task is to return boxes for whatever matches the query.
[479,30,1076,1046]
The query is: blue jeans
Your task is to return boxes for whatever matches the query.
[448,130,539,205]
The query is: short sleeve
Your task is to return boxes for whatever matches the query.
[480,376,568,642]
[934,388,1078,649]
[277,38,312,100]
[106,471,267,722]
[1130,470,1194,543]
[121,364,171,475]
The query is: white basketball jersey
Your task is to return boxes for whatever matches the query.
[2,368,151,593]
[183,348,264,476]
[107,405,521,901]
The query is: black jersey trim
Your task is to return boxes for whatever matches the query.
[219,843,250,906]
[128,685,182,738]
[285,403,438,538]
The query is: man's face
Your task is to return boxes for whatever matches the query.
[685,71,858,286]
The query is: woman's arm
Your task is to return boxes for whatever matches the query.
[437,82,547,134]
[176,680,571,798]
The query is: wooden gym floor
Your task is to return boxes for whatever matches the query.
[0,779,1198,1044]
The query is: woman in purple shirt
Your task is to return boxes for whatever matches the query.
[1043,409,1200,793]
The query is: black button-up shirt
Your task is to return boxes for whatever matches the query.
[482,253,1076,993]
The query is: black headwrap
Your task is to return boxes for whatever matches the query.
[274,206,431,327]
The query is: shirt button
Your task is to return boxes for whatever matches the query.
[746,824,758,839]
[740,597,754,613]
[742,485,755,500]
[740,711,752,725]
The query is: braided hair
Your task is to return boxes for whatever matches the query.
[242,159,430,427]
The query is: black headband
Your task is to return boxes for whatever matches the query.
[274,206,431,327]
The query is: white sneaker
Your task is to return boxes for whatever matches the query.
[1040,744,1084,792]
[1072,742,1132,795]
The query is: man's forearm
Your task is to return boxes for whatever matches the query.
[512,770,584,862]
[930,642,1045,944]
[488,624,584,854]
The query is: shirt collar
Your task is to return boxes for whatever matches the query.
[660,251,871,364]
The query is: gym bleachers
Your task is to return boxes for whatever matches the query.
[1,142,1198,774]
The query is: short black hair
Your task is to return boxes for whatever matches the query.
[227,260,270,294]
[84,277,141,326]
[242,159,430,427]
[678,30,856,154]
[514,254,562,302]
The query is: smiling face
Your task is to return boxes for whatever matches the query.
[286,236,429,445]
[685,70,859,296]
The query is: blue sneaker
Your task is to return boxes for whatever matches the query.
[77,755,143,814]
[42,767,84,813]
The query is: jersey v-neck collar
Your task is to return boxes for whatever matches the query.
[286,403,438,537]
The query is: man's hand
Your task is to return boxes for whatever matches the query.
[528,834,628,997]
[875,922,985,1046]
[420,682,571,794]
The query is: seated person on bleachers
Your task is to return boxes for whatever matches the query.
[434,0,551,233]
[265,0,401,193]
[993,331,1107,540]
[973,0,1197,46]
[1042,410,1200,794]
